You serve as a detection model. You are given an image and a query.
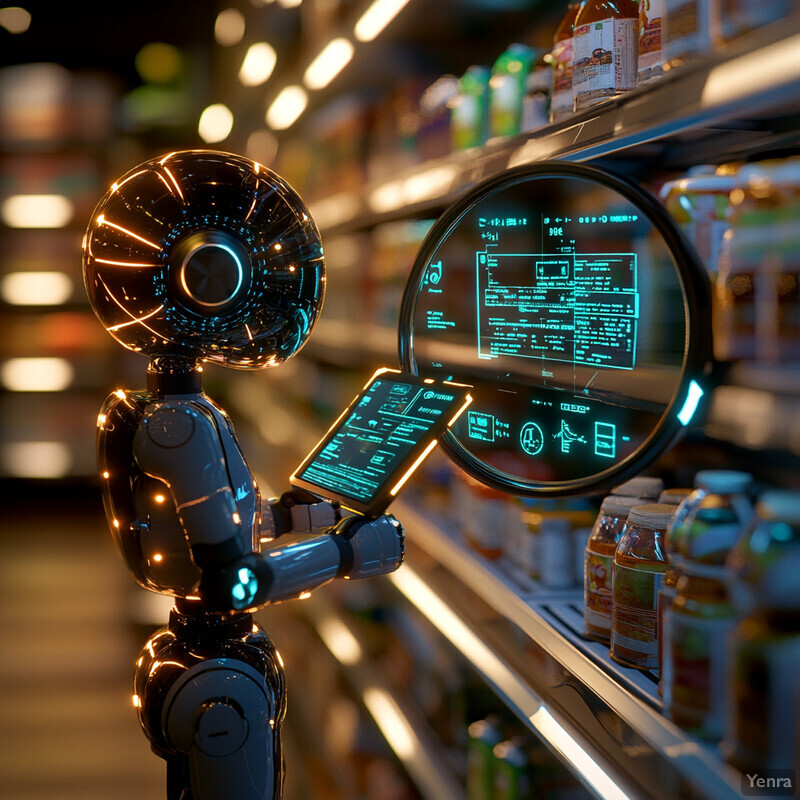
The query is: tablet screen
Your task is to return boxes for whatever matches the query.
[291,369,472,516]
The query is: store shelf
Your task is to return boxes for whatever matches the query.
[394,498,747,800]
[310,14,800,235]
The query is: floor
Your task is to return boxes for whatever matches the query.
[0,481,165,799]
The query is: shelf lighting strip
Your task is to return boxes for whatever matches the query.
[388,565,635,800]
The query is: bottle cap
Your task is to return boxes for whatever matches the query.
[611,476,664,499]
[694,470,752,494]
[658,488,692,505]
[757,490,800,525]
[627,503,675,530]
[600,495,646,517]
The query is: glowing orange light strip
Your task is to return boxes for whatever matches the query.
[108,305,165,331]
[390,439,438,497]
[160,166,185,202]
[111,169,148,194]
[97,215,161,250]
[97,275,177,344]
[94,258,160,268]
[448,395,473,427]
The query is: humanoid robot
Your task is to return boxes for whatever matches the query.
[82,150,405,800]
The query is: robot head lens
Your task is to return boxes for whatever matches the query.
[180,243,244,309]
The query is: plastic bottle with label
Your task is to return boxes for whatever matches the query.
[521,55,552,133]
[716,160,800,364]
[584,495,646,641]
[549,3,581,122]
[659,167,738,280]
[662,0,716,70]
[718,0,790,43]
[572,0,640,112]
[461,474,506,560]
[658,470,752,694]
[638,0,665,85]
[611,503,674,669]
[722,490,800,772]
[663,480,754,737]
[450,66,491,151]
[489,44,535,139]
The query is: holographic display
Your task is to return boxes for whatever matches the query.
[399,163,711,496]
[292,370,471,515]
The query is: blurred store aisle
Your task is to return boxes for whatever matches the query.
[0,481,163,800]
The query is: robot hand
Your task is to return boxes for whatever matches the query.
[261,488,341,539]
[329,513,405,581]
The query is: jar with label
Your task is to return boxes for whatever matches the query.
[659,169,738,279]
[450,66,491,151]
[663,486,754,737]
[658,487,692,506]
[584,495,645,641]
[549,2,581,122]
[659,470,752,693]
[718,0,790,43]
[716,160,800,363]
[638,0,665,85]
[611,504,673,670]
[489,44,535,139]
[572,0,640,112]
[461,475,507,560]
[611,474,664,500]
[662,0,716,70]
[722,490,800,772]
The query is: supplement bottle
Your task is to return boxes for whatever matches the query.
[638,0,665,85]
[659,470,752,693]
[663,483,754,737]
[610,503,674,669]
[723,490,800,771]
[549,3,581,122]
[572,0,640,112]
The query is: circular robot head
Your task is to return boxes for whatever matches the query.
[82,150,325,369]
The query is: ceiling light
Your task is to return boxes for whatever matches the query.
[1,194,74,228]
[276,0,302,7]
[304,37,354,90]
[239,42,277,86]
[198,103,234,143]
[354,0,411,42]
[215,8,245,46]
[1,271,72,306]
[1,441,72,479]
[0,6,31,33]
[266,85,307,130]
[1,357,74,392]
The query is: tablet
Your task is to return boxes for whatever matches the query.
[290,368,472,516]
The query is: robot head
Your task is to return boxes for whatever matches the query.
[82,150,325,369]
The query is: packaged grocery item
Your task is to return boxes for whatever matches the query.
[468,717,503,800]
[659,168,737,279]
[723,490,800,771]
[520,499,563,581]
[549,3,581,122]
[584,495,646,641]
[638,0,665,85]
[492,737,532,799]
[716,160,800,363]
[718,0,790,42]
[450,66,491,151]
[539,516,574,589]
[611,503,674,669]
[658,470,752,691]
[658,487,692,505]
[572,0,640,112]
[662,476,754,737]
[521,56,552,132]
[459,473,506,560]
[489,44,535,139]
[611,475,664,499]
[662,0,715,69]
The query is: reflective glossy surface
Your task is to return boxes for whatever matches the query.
[83,150,325,368]
[399,162,711,496]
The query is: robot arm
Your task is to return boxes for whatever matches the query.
[133,399,404,613]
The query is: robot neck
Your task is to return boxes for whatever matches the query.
[147,357,204,395]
